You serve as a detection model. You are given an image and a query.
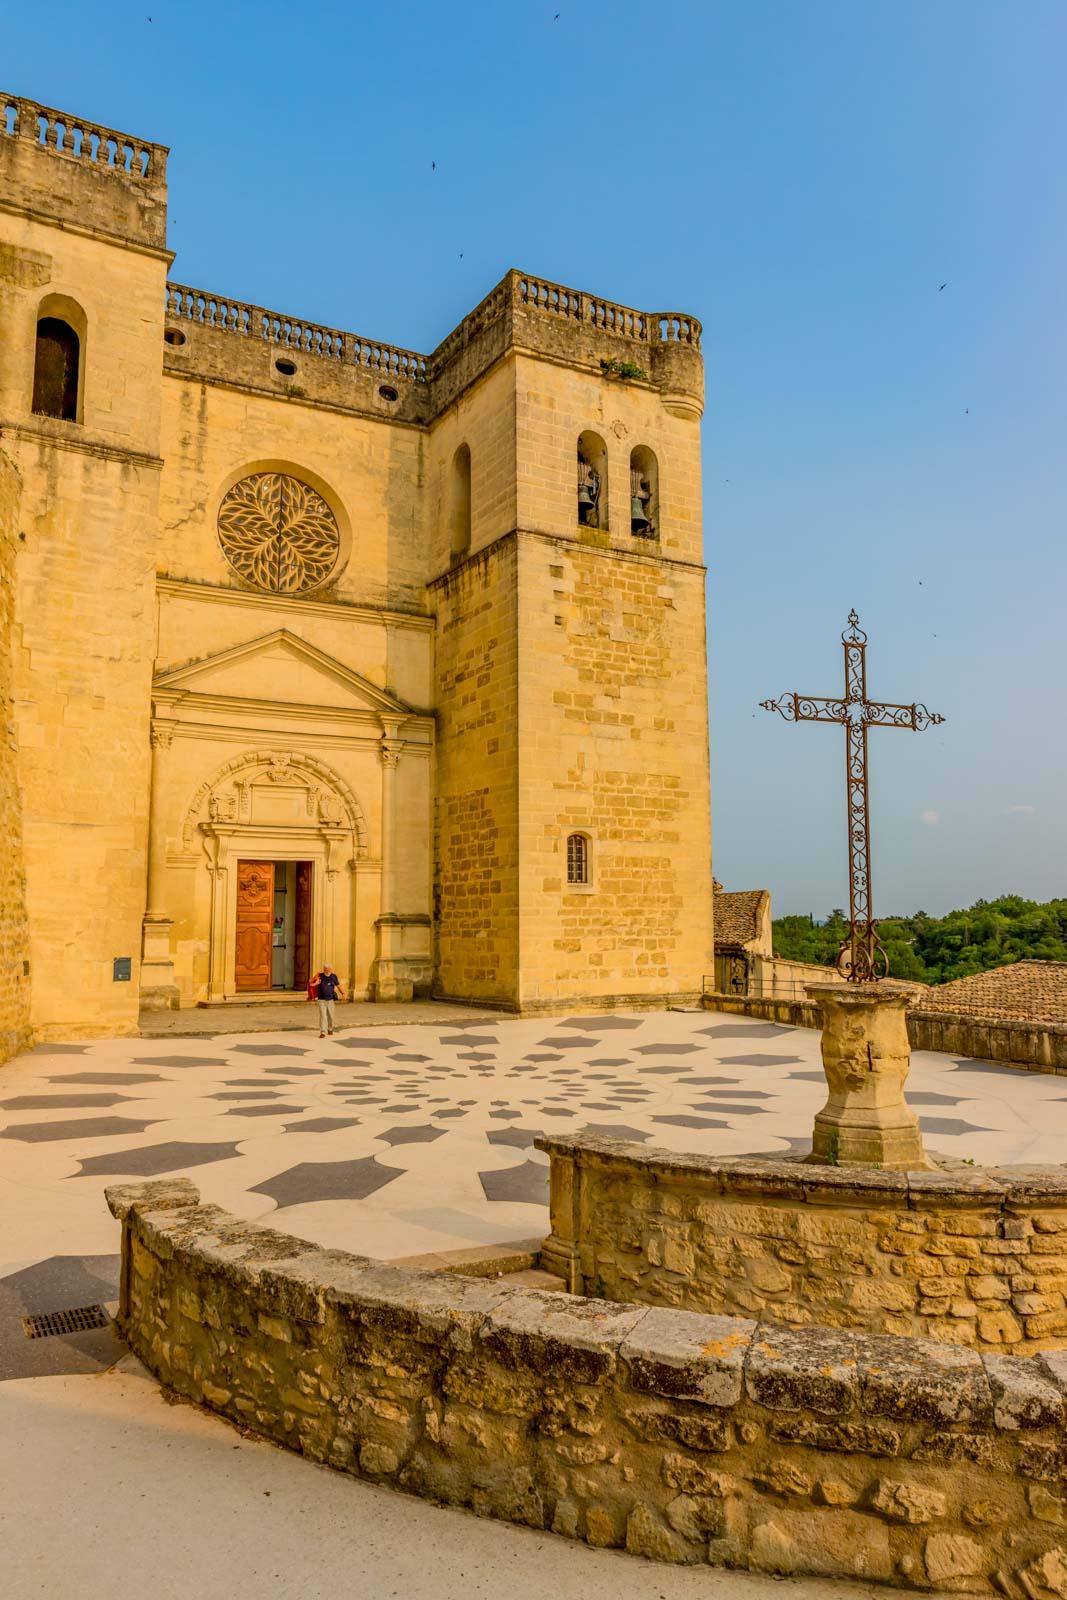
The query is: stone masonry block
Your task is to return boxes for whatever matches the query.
[620,1306,755,1408]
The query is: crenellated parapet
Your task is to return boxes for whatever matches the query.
[1,91,169,252]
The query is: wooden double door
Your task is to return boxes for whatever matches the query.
[235,859,312,992]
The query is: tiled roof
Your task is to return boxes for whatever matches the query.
[917,960,1067,1025]
[714,888,768,951]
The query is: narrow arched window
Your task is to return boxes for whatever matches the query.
[566,832,590,886]
[629,445,658,537]
[32,317,80,421]
[577,430,608,529]
[449,443,472,561]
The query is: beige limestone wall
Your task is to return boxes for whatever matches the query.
[157,375,429,613]
[111,1177,1067,1594]
[514,353,703,564]
[540,1135,1067,1354]
[516,536,713,1007]
[0,450,31,1061]
[426,359,516,573]
[0,202,166,1037]
[429,539,519,1004]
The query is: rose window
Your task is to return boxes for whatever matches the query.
[217,472,340,594]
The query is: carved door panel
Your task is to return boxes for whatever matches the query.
[235,860,274,991]
[293,862,312,991]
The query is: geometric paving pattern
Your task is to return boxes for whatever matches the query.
[4,1006,1067,1387]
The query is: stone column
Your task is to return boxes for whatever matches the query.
[139,720,179,1010]
[805,982,934,1171]
[378,736,401,918]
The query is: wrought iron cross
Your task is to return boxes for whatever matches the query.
[761,611,944,982]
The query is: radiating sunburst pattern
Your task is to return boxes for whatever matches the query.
[217,472,340,593]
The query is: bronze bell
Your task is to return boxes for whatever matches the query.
[630,495,650,532]
[578,482,594,511]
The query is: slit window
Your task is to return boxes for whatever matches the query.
[32,317,80,421]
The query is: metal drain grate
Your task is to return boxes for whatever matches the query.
[22,1304,110,1340]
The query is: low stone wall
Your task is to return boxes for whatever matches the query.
[538,1134,1067,1353]
[908,1009,1067,1075]
[702,991,822,1027]
[110,1178,1067,1592]
[702,992,1067,1074]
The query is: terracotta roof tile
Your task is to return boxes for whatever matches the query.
[918,960,1067,1025]
[714,888,768,951]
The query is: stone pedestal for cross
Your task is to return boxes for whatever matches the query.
[805,982,935,1170]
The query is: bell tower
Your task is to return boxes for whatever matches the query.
[0,95,169,1037]
[428,272,714,1010]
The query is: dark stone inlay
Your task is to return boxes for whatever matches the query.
[334,1038,401,1049]
[588,1059,632,1067]
[691,1102,768,1116]
[264,1067,323,1077]
[651,1114,732,1129]
[231,1044,308,1057]
[283,1117,362,1134]
[541,1108,575,1118]
[486,1127,542,1149]
[562,1016,643,1030]
[718,1053,804,1067]
[906,1092,968,1106]
[71,1141,241,1179]
[432,1108,467,1119]
[47,1071,163,1086]
[638,1065,692,1076]
[212,1091,283,1101]
[632,1043,701,1056]
[0,1116,160,1144]
[0,1093,133,1110]
[479,1160,549,1205]
[919,1116,994,1137]
[132,1056,230,1067]
[695,1089,775,1101]
[439,1035,498,1046]
[488,1109,521,1121]
[222,1103,304,1118]
[390,1054,432,1063]
[29,1044,89,1056]
[377,1124,445,1147]
[251,1156,404,1207]
[581,1123,651,1142]
[537,1037,594,1048]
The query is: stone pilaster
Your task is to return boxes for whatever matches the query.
[139,720,179,1011]
[805,981,934,1171]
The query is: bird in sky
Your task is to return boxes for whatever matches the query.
[431,160,436,172]
[938,282,947,291]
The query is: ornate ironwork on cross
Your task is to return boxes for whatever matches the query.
[760,610,944,983]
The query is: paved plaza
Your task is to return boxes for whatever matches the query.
[1,1007,1061,1596]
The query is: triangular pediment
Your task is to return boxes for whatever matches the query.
[153,629,413,715]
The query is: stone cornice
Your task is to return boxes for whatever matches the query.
[155,576,435,632]
[0,418,163,469]
[426,526,706,592]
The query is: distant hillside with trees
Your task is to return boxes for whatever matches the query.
[772,897,1067,985]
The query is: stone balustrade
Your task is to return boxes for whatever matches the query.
[163,268,703,401]
[538,1132,1067,1353]
[165,284,429,382]
[1,92,167,184]
[109,1177,1067,1592]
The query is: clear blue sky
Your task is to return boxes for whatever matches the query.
[8,1,1065,918]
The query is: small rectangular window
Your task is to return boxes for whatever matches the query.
[566,833,589,885]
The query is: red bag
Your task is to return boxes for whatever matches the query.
[306,974,320,1001]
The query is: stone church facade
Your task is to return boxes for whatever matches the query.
[0,91,713,1043]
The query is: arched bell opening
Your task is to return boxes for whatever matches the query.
[577,430,608,530]
[629,445,658,538]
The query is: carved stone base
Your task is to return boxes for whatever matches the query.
[140,915,179,1011]
[371,914,431,1003]
[805,981,934,1171]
